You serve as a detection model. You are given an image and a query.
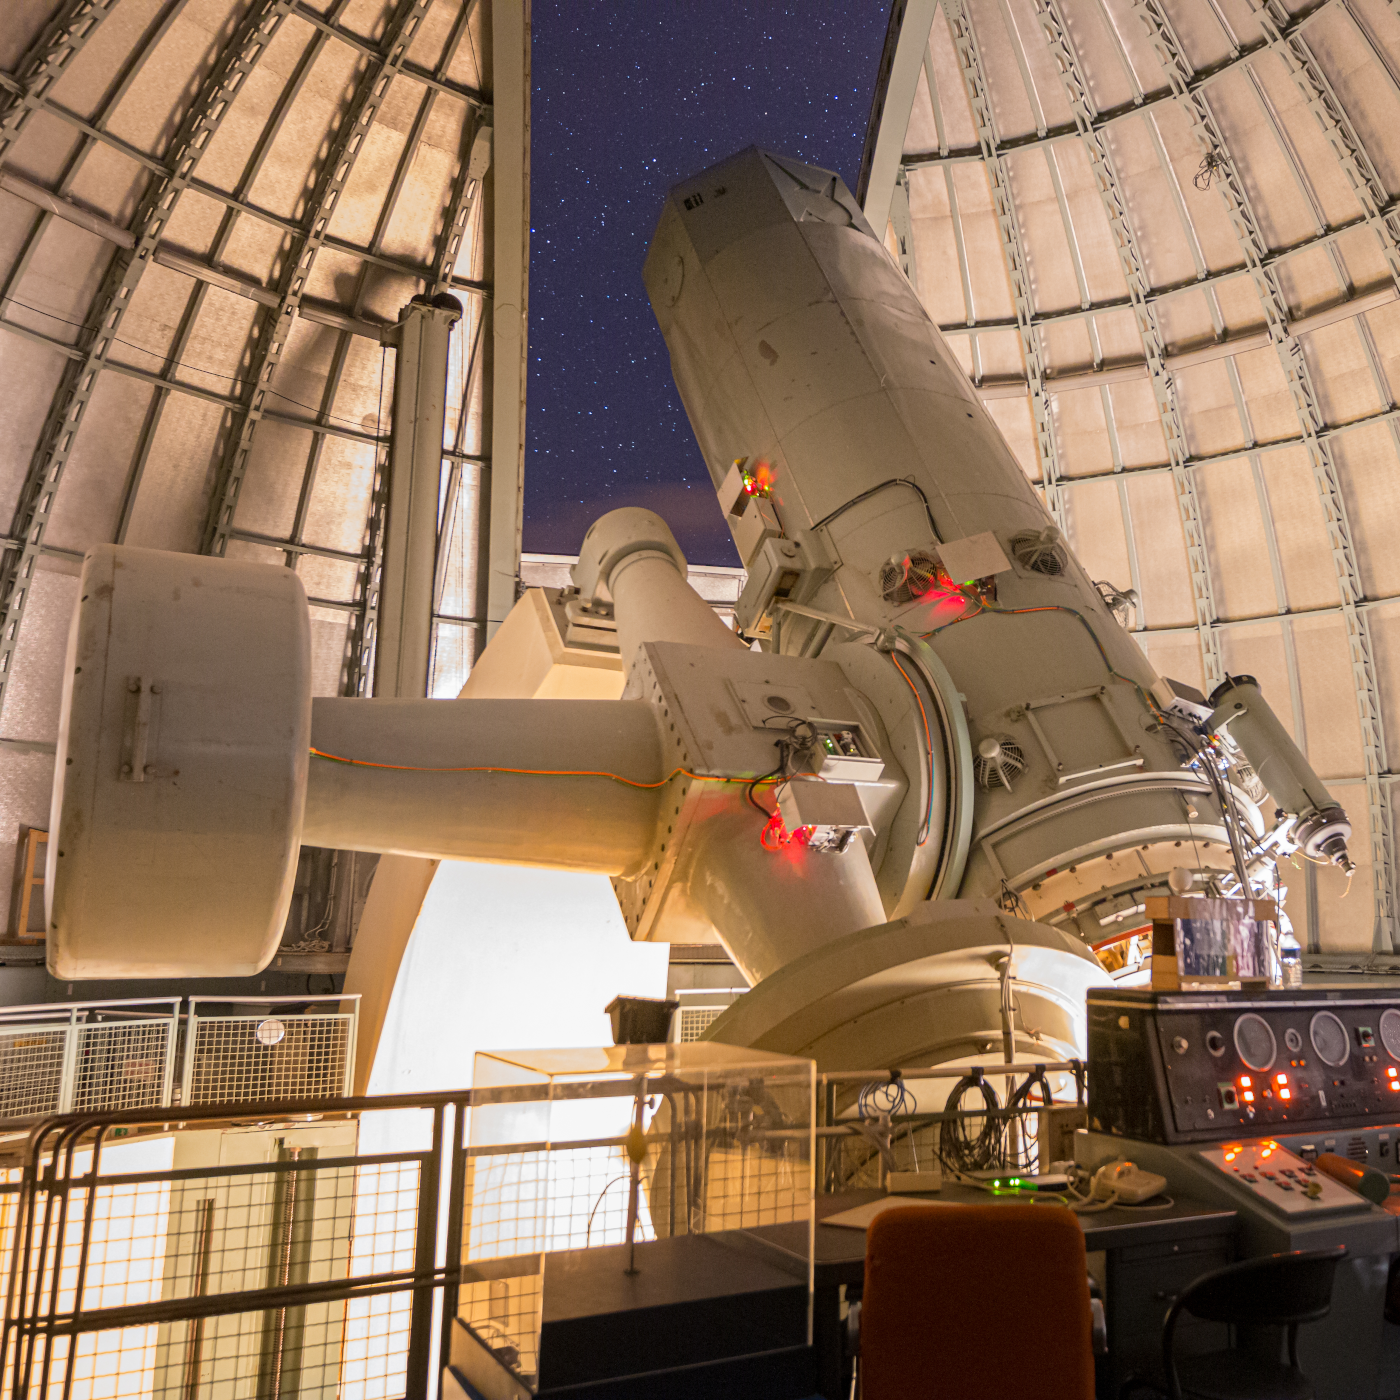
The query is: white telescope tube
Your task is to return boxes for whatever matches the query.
[572,507,746,672]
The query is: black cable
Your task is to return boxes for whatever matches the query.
[809,477,943,543]
[939,1071,1002,1173]
[1161,713,1254,894]
[747,719,819,817]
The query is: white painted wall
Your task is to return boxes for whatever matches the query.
[367,864,668,1096]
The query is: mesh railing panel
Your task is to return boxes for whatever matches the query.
[0,1027,65,1118]
[185,1017,351,1105]
[678,1007,723,1042]
[7,1151,424,1400]
[71,1022,170,1114]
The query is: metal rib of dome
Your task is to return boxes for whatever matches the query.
[0,0,526,968]
[860,0,1400,958]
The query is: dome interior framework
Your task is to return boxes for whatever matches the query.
[0,0,522,956]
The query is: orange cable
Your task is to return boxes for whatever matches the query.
[889,653,934,847]
[309,748,780,790]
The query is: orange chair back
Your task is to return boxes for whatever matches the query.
[862,1203,1095,1400]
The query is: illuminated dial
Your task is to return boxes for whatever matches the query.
[1233,1013,1277,1073]
[1310,1011,1349,1068]
[1380,1008,1400,1061]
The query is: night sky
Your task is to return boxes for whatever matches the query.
[521,3,889,565]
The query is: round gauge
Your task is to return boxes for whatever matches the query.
[1311,1011,1350,1067]
[1381,1009,1400,1060]
[1284,1028,1303,1054]
[1234,1013,1277,1072]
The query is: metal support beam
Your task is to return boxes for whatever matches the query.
[888,167,920,293]
[484,0,530,643]
[1244,0,1400,287]
[861,0,942,234]
[1038,0,1216,684]
[375,297,461,699]
[0,0,117,165]
[203,0,433,560]
[944,0,1065,524]
[902,0,1341,170]
[1134,0,1397,950]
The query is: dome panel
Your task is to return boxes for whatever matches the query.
[1137,628,1207,696]
[1331,421,1400,597]
[1230,342,1297,441]
[1055,386,1116,476]
[1175,359,1249,459]
[1105,378,1170,467]
[949,163,1017,319]
[1305,320,1388,423]
[1259,446,1345,611]
[924,9,979,151]
[43,374,151,552]
[1064,476,1133,583]
[1307,5,1400,195]
[1050,140,1135,301]
[1194,457,1278,620]
[1293,612,1368,780]
[1127,471,1198,626]
[967,0,1042,142]
[119,391,225,553]
[1010,148,1087,314]
[983,394,1040,478]
[906,62,942,154]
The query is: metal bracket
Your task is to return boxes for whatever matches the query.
[1022,685,1144,786]
[120,677,160,781]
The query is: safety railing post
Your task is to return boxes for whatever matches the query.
[405,1104,445,1397]
[180,1000,201,1108]
[160,999,180,1110]
[56,1008,80,1115]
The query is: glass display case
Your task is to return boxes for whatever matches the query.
[452,1042,816,1396]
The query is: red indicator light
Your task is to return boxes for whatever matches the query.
[1243,1091,1255,1103]
[1280,1088,1291,1100]
[1390,1082,1399,1093]
[1388,1067,1397,1079]
[1276,1073,1288,1085]
[1239,1076,1252,1088]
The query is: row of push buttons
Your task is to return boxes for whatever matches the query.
[1234,1164,1320,1195]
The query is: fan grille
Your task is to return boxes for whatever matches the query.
[1010,530,1068,576]
[973,739,1026,791]
[879,548,943,606]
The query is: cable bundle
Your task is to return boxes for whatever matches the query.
[939,1070,1002,1173]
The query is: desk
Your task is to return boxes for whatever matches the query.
[751,1187,1239,1400]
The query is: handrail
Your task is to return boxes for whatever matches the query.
[0,996,181,1019]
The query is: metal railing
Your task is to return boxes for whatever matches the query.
[0,1091,461,1400]
[181,996,357,1106]
[0,1000,179,1121]
[0,1057,1089,1398]
[0,995,359,1125]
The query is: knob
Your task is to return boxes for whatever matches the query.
[1206,1031,1226,1057]
[1172,1036,1189,1056]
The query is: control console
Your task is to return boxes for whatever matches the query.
[1197,1140,1367,1217]
[1088,987,1400,1144]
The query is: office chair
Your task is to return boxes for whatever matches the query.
[1123,1246,1346,1400]
[861,1203,1095,1399]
